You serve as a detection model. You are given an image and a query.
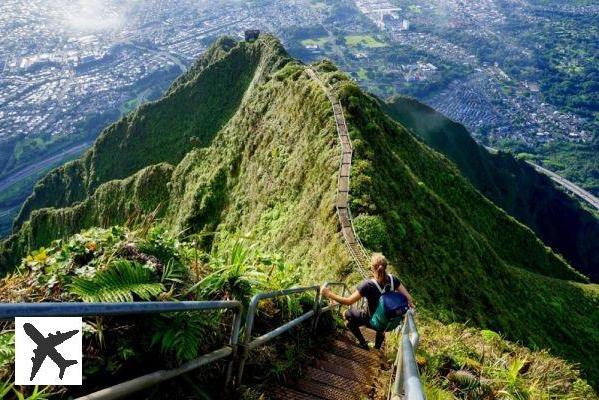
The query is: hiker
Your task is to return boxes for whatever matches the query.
[320,253,414,349]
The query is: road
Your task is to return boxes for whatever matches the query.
[0,142,91,193]
[484,146,599,211]
[0,205,19,220]
[525,161,599,211]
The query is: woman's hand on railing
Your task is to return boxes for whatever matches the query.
[320,286,339,305]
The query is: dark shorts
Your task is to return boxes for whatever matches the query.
[344,308,374,330]
[344,307,385,346]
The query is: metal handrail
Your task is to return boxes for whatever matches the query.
[235,285,320,386]
[0,301,243,400]
[388,309,425,400]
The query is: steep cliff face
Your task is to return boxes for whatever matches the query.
[384,96,599,282]
[1,36,597,385]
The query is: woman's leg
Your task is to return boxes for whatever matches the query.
[344,308,370,348]
[374,331,385,349]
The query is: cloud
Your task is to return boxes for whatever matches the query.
[52,0,134,33]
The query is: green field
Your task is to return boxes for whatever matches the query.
[300,37,330,47]
[345,34,387,48]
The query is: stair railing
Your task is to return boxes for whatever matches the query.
[2,283,419,398]
[388,309,425,400]
[0,301,243,400]
[234,285,320,387]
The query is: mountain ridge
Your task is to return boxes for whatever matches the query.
[383,96,599,282]
[0,35,597,387]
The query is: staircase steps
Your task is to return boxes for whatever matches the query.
[271,69,384,400]
[270,387,321,399]
[267,326,388,399]
[340,163,350,178]
[319,352,373,376]
[303,366,364,394]
[293,378,360,400]
[329,340,381,368]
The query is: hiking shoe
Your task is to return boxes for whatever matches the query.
[358,341,370,351]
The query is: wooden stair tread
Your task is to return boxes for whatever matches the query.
[320,352,373,375]
[329,340,382,366]
[313,359,371,384]
[269,387,323,400]
[294,378,359,400]
[303,366,365,394]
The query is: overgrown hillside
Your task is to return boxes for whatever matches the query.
[0,35,597,391]
[12,36,290,231]
[328,72,598,385]
[384,96,599,283]
[410,314,598,399]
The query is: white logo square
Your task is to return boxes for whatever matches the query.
[15,317,82,385]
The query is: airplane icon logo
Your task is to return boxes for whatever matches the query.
[23,323,79,380]
[15,317,82,385]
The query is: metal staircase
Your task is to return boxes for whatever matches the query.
[306,68,370,278]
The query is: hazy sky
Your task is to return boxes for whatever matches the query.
[53,0,134,33]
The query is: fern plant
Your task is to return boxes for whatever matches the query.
[190,241,267,304]
[150,311,220,362]
[69,260,164,302]
[0,331,15,370]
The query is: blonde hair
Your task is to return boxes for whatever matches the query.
[370,253,388,277]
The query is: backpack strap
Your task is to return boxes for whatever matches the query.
[371,278,383,294]
[372,274,393,294]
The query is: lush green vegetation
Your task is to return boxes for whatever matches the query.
[384,96,599,283]
[12,36,290,232]
[345,34,387,48]
[300,37,330,47]
[326,68,598,385]
[0,225,332,399]
[1,36,597,396]
[397,314,598,399]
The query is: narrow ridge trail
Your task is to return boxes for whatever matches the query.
[306,68,370,277]
[265,68,390,399]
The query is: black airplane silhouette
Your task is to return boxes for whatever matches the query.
[23,323,79,380]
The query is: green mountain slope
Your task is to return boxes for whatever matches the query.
[383,96,599,283]
[12,36,290,230]
[0,36,597,388]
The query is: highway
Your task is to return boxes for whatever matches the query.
[525,161,599,211]
[0,205,19,220]
[0,142,90,193]
[484,146,599,211]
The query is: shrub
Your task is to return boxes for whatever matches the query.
[353,213,390,252]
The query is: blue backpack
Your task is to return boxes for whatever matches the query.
[369,275,409,332]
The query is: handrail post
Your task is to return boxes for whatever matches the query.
[311,286,321,333]
[235,294,259,390]
[224,306,244,389]
[234,286,320,389]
